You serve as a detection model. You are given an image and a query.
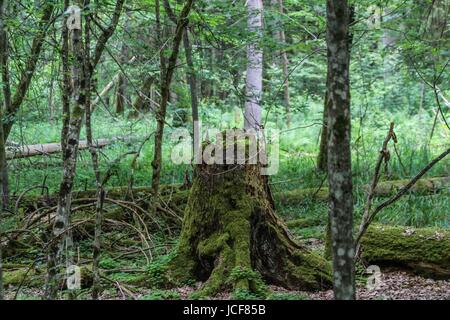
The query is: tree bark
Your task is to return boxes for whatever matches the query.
[46,3,85,299]
[244,0,264,131]
[0,0,10,210]
[326,0,355,300]
[0,0,6,298]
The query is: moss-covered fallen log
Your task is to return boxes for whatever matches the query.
[285,217,323,229]
[360,224,450,279]
[275,176,449,206]
[3,265,93,288]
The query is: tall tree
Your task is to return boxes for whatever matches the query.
[0,0,9,211]
[46,3,85,299]
[0,0,6,300]
[150,0,195,198]
[318,5,354,172]
[163,0,199,155]
[326,0,355,300]
[46,0,125,299]
[0,2,55,210]
[244,0,264,131]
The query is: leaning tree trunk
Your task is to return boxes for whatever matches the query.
[167,154,332,297]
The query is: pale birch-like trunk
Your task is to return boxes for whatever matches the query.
[244,0,264,131]
[326,0,355,300]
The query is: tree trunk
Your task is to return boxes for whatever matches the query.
[0,0,11,210]
[317,89,328,172]
[115,9,130,115]
[0,0,6,298]
[6,139,110,160]
[326,0,355,300]
[130,75,155,117]
[2,3,54,140]
[166,155,331,297]
[244,0,264,131]
[183,28,199,153]
[271,0,291,127]
[46,4,85,299]
[151,0,194,198]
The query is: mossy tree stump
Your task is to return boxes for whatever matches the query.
[167,153,332,296]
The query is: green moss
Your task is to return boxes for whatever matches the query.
[3,269,40,287]
[141,290,180,300]
[373,177,449,197]
[361,224,450,278]
[228,267,268,298]
[285,217,323,229]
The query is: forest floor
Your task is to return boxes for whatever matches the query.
[3,233,449,300]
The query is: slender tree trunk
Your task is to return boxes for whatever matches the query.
[46,4,85,299]
[0,0,6,299]
[326,0,355,300]
[0,0,10,210]
[3,3,54,139]
[244,0,264,131]
[81,0,102,299]
[317,88,329,172]
[163,0,199,155]
[318,6,354,173]
[271,0,291,127]
[151,0,194,198]
[115,9,130,115]
[183,28,200,153]
[130,75,155,116]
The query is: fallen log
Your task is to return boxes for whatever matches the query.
[6,136,140,160]
[3,265,93,289]
[360,224,450,279]
[6,139,109,160]
[275,176,449,206]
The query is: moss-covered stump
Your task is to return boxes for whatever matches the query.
[166,161,332,297]
[360,224,450,279]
